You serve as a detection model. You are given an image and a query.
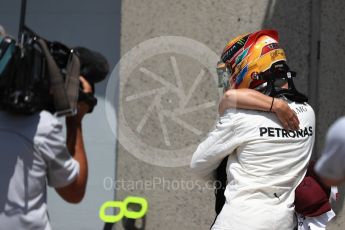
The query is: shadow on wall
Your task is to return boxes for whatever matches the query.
[263,0,345,217]
[318,0,345,218]
[262,0,311,96]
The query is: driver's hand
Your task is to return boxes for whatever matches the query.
[272,98,300,130]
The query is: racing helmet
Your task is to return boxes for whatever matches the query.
[218,29,287,90]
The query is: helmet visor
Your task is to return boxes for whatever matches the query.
[216,61,231,89]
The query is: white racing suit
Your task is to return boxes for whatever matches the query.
[191,100,315,230]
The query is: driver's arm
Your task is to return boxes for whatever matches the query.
[219,88,300,130]
[190,114,241,177]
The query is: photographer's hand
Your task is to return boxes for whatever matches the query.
[55,76,91,203]
[75,76,93,121]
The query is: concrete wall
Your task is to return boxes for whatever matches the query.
[117,0,345,230]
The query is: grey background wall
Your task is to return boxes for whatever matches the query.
[117,0,345,230]
[0,0,345,230]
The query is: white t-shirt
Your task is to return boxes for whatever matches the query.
[0,111,80,230]
[315,117,345,181]
[191,101,315,230]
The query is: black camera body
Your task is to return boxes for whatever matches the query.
[0,27,108,115]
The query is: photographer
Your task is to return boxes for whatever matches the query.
[0,26,107,230]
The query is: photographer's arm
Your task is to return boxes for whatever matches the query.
[55,77,90,203]
[219,88,299,130]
